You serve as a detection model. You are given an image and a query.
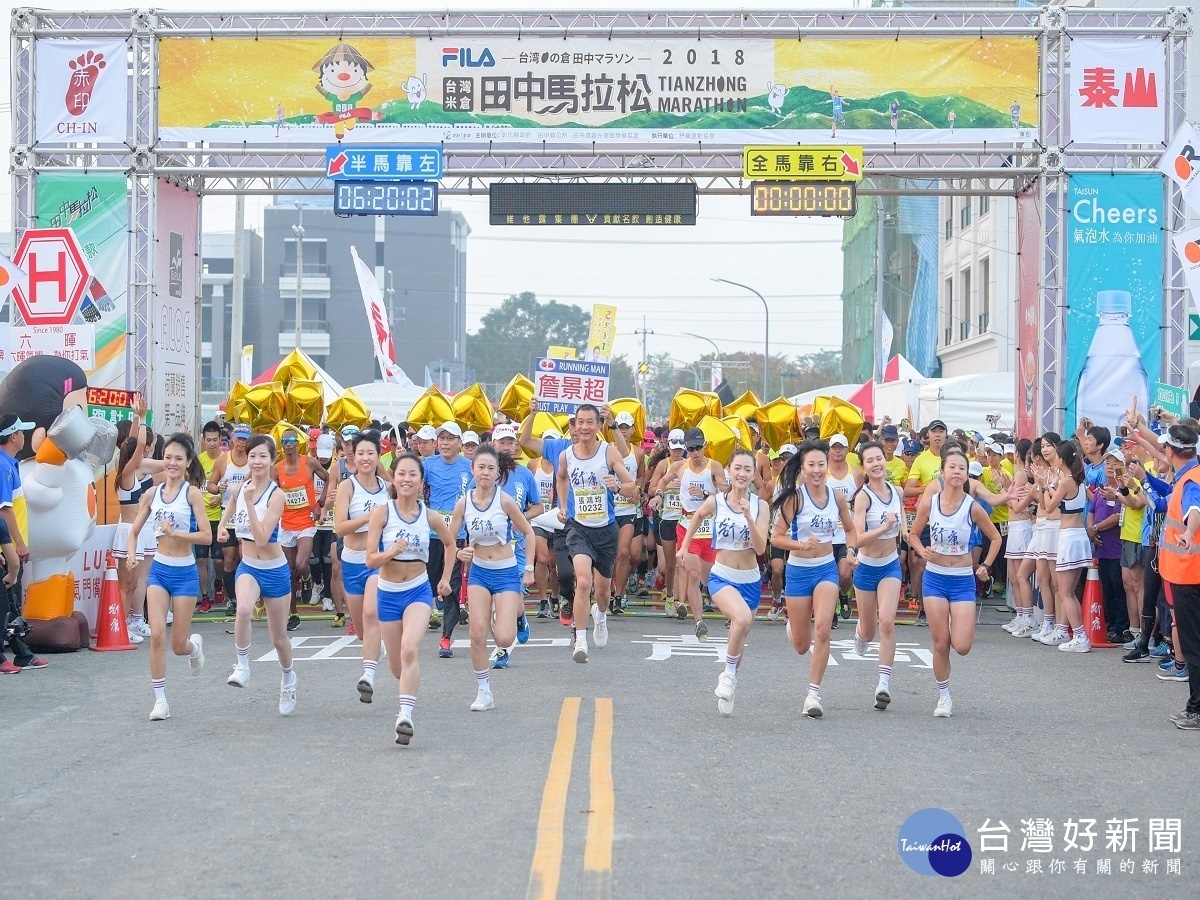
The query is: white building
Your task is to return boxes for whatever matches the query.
[936,195,1018,378]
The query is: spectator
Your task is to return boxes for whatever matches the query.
[1157,423,1200,729]
[1078,423,1112,492]
[1088,450,1128,642]
[0,414,33,564]
[0,512,46,673]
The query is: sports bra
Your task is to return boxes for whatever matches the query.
[118,473,155,506]
[381,499,430,562]
[928,491,974,556]
[346,474,388,534]
[465,488,512,548]
[712,492,761,552]
[150,482,197,538]
[862,483,902,541]
[233,482,280,543]
[1061,482,1087,514]
[788,484,839,545]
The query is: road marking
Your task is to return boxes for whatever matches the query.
[584,698,615,895]
[527,697,581,900]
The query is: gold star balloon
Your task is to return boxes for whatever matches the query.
[518,411,569,458]
[284,379,325,428]
[225,381,250,423]
[271,422,305,459]
[722,415,755,453]
[605,397,646,444]
[497,374,534,423]
[406,385,455,430]
[818,396,864,448]
[725,390,762,421]
[452,383,495,434]
[242,383,287,433]
[754,396,801,452]
[324,388,372,434]
[273,349,318,389]
[696,415,738,467]
[669,389,722,432]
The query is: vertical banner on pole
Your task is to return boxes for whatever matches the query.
[153,181,200,433]
[240,345,255,383]
[1016,188,1041,439]
[33,172,128,388]
[1064,174,1163,434]
[587,304,618,362]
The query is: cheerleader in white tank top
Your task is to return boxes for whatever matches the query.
[365,452,456,745]
[908,448,1001,719]
[679,450,768,716]
[125,434,211,722]
[1003,441,1039,637]
[444,445,536,712]
[851,443,906,711]
[1029,436,1069,646]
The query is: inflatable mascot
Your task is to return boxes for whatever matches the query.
[0,356,117,651]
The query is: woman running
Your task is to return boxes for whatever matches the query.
[679,449,768,715]
[669,428,729,638]
[334,431,389,702]
[1003,439,1038,637]
[907,446,1002,717]
[125,433,211,721]
[647,429,686,616]
[1045,440,1092,652]
[851,441,905,711]
[276,426,331,630]
[1030,433,1067,645]
[442,444,536,712]
[218,435,297,716]
[770,440,858,718]
[528,428,560,618]
[365,452,456,744]
[112,395,162,644]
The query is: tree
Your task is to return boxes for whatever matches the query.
[466,292,590,394]
[608,354,637,400]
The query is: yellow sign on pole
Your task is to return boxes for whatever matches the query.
[742,146,864,181]
[586,304,618,363]
[547,345,578,360]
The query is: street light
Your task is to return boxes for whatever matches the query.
[292,201,305,351]
[684,331,722,390]
[712,277,769,398]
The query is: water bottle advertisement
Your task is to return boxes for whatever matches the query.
[1065,172,1163,435]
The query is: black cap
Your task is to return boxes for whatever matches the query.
[683,427,706,449]
[928,419,948,432]
[880,424,899,439]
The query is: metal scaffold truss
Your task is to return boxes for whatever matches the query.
[8,6,1192,432]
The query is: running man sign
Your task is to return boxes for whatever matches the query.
[534,357,610,415]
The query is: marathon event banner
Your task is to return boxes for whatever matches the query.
[157,36,1037,145]
[1064,173,1163,435]
[32,172,129,390]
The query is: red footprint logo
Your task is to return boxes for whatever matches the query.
[65,51,106,116]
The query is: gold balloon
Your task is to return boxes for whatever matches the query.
[271,422,306,460]
[497,374,534,423]
[325,388,372,434]
[285,379,325,428]
[725,390,762,421]
[517,411,569,458]
[696,415,738,467]
[754,396,801,452]
[452,383,495,434]
[225,381,250,423]
[406,386,456,430]
[669,389,722,432]
[242,383,287,433]
[274,349,318,389]
[604,397,646,444]
[817,396,865,448]
[722,415,755,453]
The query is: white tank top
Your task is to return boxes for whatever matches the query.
[862,483,901,541]
[788,484,839,545]
[150,482,196,539]
[314,470,334,529]
[465,488,511,547]
[680,463,716,515]
[712,492,761,552]
[233,482,279,543]
[534,464,555,507]
[565,440,615,529]
[614,451,639,516]
[929,491,975,556]
[222,459,249,507]
[347,474,388,534]
[661,464,683,521]
[827,469,857,544]
[381,499,429,562]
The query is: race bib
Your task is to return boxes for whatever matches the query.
[663,491,683,516]
[437,510,454,528]
[575,488,608,525]
[283,486,309,510]
[694,516,713,539]
[614,491,636,514]
[904,509,918,530]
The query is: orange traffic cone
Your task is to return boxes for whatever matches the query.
[92,552,136,652]
[1081,560,1116,648]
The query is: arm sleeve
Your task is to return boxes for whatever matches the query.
[1146,472,1173,497]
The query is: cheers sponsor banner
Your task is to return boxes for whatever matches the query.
[1069,38,1165,145]
[1170,223,1200,319]
[0,323,95,372]
[1065,173,1163,435]
[153,182,200,433]
[534,358,609,415]
[34,172,129,389]
[35,39,129,145]
[158,36,1037,145]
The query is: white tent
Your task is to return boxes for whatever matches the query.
[348,380,427,423]
[917,373,1015,433]
[788,383,864,408]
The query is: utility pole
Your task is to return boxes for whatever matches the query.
[229,179,245,384]
[633,317,654,406]
[386,269,396,329]
[292,201,305,352]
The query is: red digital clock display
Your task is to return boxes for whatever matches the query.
[86,387,136,408]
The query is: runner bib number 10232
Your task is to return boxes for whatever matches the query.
[575,488,608,525]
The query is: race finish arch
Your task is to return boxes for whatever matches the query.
[9,7,1191,435]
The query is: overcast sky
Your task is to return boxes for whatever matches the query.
[2,0,849,369]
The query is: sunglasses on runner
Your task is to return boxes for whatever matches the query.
[685,443,705,452]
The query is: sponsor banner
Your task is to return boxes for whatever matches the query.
[158,36,1038,145]
[1170,223,1200,320]
[586,304,618,363]
[1069,38,1165,145]
[153,182,200,434]
[35,39,129,145]
[1159,121,1200,215]
[241,344,255,383]
[350,246,416,387]
[0,322,95,372]
[33,172,129,389]
[70,524,116,628]
[1065,173,1163,436]
[1152,381,1188,418]
[547,345,578,360]
[1016,189,1041,438]
[534,357,610,415]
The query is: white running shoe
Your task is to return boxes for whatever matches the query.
[767,606,780,622]
[934,696,953,718]
[127,628,144,645]
[802,694,823,718]
[716,672,737,716]
[149,698,170,721]
[874,685,891,710]
[1030,623,1053,643]
[227,664,250,688]
[395,712,414,745]
[853,629,869,657]
[166,608,174,626]
[1042,628,1070,646]
[129,619,152,638]
[188,634,204,676]
[279,681,297,716]
[322,598,335,612]
[1001,615,1021,633]
[357,672,375,703]
[1058,636,1092,653]
[573,636,589,664]
[593,604,608,648]
[470,689,495,711]
[1012,621,1036,638]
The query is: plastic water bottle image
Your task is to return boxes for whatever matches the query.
[1074,290,1149,433]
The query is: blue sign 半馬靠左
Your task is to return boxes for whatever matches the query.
[325,146,443,181]
[533,358,610,415]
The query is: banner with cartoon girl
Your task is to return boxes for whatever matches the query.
[157,35,1038,146]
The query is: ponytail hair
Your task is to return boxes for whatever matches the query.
[472,442,518,484]
[163,432,206,488]
[769,439,827,519]
[1015,438,1033,466]
[1056,441,1085,485]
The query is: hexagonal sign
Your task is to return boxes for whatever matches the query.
[11,227,89,325]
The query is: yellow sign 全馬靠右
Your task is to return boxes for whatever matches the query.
[742,146,864,181]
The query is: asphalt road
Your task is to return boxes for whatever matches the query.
[4,604,1196,899]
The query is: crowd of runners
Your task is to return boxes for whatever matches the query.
[104,394,1200,740]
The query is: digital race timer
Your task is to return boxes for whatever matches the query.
[750,181,858,217]
[333,180,439,217]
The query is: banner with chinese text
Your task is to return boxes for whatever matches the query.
[35,39,129,145]
[1069,38,1165,145]
[534,357,610,415]
[152,181,200,433]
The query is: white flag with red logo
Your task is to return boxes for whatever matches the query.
[0,252,28,314]
[1160,121,1200,216]
[1170,223,1200,320]
[349,246,416,387]
[1069,38,1165,145]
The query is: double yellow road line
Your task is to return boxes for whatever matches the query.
[527,697,614,900]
